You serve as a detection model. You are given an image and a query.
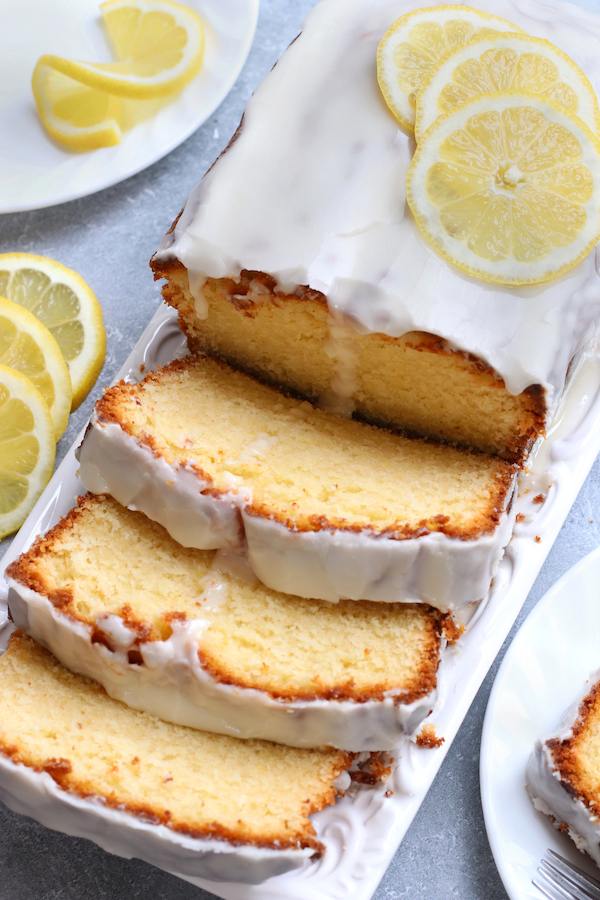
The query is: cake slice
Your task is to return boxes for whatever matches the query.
[6,494,444,751]
[78,355,517,612]
[527,675,600,867]
[0,631,352,883]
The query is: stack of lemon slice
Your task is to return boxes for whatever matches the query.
[32,0,205,151]
[377,5,600,286]
[0,255,105,539]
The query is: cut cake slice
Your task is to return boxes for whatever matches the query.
[0,631,352,884]
[527,674,600,867]
[6,494,444,751]
[78,355,518,613]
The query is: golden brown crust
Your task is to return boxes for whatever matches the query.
[547,681,600,815]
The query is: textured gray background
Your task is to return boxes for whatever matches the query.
[0,0,599,897]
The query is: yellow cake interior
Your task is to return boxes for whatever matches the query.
[0,631,351,850]
[9,494,442,703]
[96,356,516,539]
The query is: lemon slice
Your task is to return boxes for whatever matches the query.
[0,297,72,440]
[377,5,524,133]
[0,254,105,410]
[37,0,205,101]
[0,364,55,539]
[416,33,600,141]
[406,92,600,285]
[32,60,122,151]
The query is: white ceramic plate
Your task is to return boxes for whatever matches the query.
[2,298,600,900]
[481,547,600,900]
[0,0,258,213]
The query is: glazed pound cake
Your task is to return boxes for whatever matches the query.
[152,0,600,463]
[7,494,445,751]
[527,674,600,867]
[77,356,518,613]
[0,632,352,884]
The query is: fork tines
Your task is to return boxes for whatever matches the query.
[533,849,600,900]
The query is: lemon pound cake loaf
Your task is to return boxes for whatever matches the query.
[527,675,600,866]
[77,357,517,613]
[7,494,444,751]
[151,0,600,463]
[0,631,352,884]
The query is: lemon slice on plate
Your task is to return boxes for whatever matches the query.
[32,61,122,151]
[377,5,524,133]
[37,0,205,101]
[0,254,105,410]
[0,297,72,440]
[406,92,600,285]
[415,33,600,141]
[0,364,55,539]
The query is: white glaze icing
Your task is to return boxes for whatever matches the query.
[526,672,600,868]
[78,412,518,612]
[154,0,600,413]
[0,748,312,884]
[6,579,438,751]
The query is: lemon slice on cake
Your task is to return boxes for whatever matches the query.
[0,364,55,539]
[406,92,600,285]
[32,61,122,151]
[0,297,72,440]
[0,254,105,410]
[37,0,205,101]
[377,5,524,133]
[415,33,600,141]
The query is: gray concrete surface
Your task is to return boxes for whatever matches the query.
[0,1,599,897]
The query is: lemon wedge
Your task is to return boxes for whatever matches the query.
[406,92,600,285]
[32,60,122,151]
[37,0,205,101]
[415,33,600,141]
[0,364,55,539]
[0,297,72,440]
[0,254,105,411]
[377,5,524,133]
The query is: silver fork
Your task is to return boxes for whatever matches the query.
[534,849,600,899]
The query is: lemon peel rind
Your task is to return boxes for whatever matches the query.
[0,253,106,411]
[0,296,72,440]
[415,32,600,142]
[0,364,55,540]
[36,0,205,101]
[377,5,525,132]
[32,61,122,151]
[406,91,600,286]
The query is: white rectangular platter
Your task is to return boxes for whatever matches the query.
[1,300,600,900]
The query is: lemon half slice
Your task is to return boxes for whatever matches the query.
[416,33,600,141]
[0,364,55,539]
[0,254,105,410]
[406,92,600,285]
[32,60,122,151]
[37,0,205,101]
[377,5,524,132]
[0,297,72,440]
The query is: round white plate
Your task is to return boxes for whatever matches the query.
[0,0,258,213]
[481,546,600,900]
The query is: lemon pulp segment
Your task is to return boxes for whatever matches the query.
[32,60,122,151]
[0,254,105,410]
[0,364,55,539]
[406,93,600,284]
[0,297,72,440]
[377,5,524,131]
[415,33,600,140]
